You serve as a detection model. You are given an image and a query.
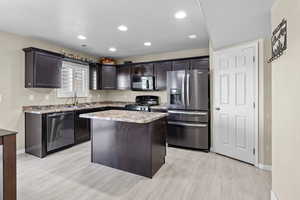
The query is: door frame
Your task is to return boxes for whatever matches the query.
[212,41,259,166]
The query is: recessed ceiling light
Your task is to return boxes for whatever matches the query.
[118,25,128,32]
[109,47,117,52]
[144,42,152,46]
[188,34,197,39]
[77,35,87,40]
[174,11,187,19]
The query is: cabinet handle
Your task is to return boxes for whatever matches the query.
[168,110,208,115]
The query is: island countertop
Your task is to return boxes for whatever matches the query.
[80,110,168,124]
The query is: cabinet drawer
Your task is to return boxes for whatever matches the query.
[167,110,209,123]
[167,122,209,150]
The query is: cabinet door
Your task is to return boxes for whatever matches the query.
[190,57,209,70]
[154,61,172,90]
[143,63,154,76]
[89,63,101,90]
[117,65,131,90]
[102,65,117,90]
[35,52,62,88]
[172,60,190,71]
[132,63,154,76]
[74,110,90,144]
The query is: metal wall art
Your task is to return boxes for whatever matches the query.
[269,18,287,63]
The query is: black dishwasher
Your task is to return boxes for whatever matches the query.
[46,112,75,152]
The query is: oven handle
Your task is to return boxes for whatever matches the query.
[168,110,208,116]
[168,121,208,128]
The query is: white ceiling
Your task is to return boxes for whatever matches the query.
[0,0,209,58]
[198,0,274,49]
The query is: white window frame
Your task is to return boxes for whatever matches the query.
[57,61,89,98]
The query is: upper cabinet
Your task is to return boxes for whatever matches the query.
[190,57,209,70]
[102,65,117,90]
[89,64,117,90]
[132,63,154,76]
[117,65,131,90]
[154,61,172,90]
[172,60,190,71]
[89,63,101,90]
[23,47,62,88]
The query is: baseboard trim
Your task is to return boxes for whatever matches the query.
[258,164,272,171]
[271,190,279,200]
[17,148,25,155]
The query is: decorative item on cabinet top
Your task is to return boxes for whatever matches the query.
[269,18,287,63]
[99,58,116,65]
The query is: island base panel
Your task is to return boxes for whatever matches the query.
[91,118,167,178]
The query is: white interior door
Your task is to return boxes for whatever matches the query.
[213,43,258,164]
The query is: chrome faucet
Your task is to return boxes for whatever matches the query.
[73,92,79,106]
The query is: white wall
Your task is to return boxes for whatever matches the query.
[0,31,105,150]
[271,0,300,199]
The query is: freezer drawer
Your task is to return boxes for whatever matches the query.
[167,121,209,150]
[168,110,209,123]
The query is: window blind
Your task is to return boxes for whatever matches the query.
[57,61,89,98]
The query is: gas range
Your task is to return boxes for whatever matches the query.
[125,96,159,112]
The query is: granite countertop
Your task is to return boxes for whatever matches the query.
[23,102,133,114]
[80,110,168,124]
[0,129,17,137]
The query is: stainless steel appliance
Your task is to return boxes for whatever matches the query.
[46,112,75,152]
[125,95,159,112]
[167,69,210,150]
[131,76,155,91]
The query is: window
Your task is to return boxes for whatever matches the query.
[57,61,89,98]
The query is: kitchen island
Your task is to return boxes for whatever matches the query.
[80,110,168,178]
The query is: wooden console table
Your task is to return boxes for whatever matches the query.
[0,129,17,200]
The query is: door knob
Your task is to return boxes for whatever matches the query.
[215,107,221,111]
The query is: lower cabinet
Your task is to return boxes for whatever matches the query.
[25,112,75,158]
[74,108,108,145]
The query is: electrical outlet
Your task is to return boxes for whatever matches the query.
[45,95,50,100]
[0,94,2,103]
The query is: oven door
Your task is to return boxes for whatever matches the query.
[167,121,209,150]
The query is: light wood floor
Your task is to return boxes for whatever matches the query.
[18,142,271,200]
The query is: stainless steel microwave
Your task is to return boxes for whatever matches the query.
[131,76,155,91]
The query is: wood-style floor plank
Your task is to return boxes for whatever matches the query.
[17,142,271,200]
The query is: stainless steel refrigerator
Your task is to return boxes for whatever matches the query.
[167,69,210,150]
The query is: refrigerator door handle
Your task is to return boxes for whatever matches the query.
[168,110,208,115]
[186,72,190,106]
[168,121,208,128]
[181,76,185,106]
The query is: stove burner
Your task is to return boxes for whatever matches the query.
[125,95,159,112]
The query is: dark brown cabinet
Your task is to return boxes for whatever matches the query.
[132,63,154,76]
[74,109,91,145]
[23,47,62,88]
[89,64,117,90]
[154,61,172,90]
[190,57,209,70]
[172,60,190,71]
[102,65,117,90]
[89,63,101,90]
[117,65,131,90]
